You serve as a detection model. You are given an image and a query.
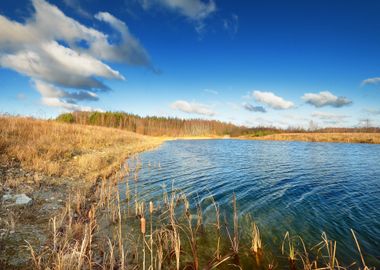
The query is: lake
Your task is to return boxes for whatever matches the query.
[121,139,380,266]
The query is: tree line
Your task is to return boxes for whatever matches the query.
[56,112,380,137]
[56,112,246,136]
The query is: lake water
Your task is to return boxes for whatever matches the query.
[122,139,380,266]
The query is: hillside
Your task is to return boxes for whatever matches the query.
[0,116,163,181]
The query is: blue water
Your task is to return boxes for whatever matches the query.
[123,139,380,266]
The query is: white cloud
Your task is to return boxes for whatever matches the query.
[251,91,294,110]
[93,12,154,69]
[41,97,103,112]
[302,91,352,108]
[362,77,380,86]
[0,0,153,111]
[35,81,101,111]
[0,41,123,90]
[171,100,215,116]
[34,80,99,103]
[140,0,216,20]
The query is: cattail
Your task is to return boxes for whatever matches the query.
[149,201,154,214]
[140,217,146,234]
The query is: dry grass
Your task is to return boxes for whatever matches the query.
[0,116,164,181]
[244,132,380,144]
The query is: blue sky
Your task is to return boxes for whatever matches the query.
[1,0,380,128]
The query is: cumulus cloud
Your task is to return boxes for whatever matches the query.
[250,91,294,110]
[34,80,99,103]
[242,103,266,113]
[362,77,380,86]
[302,91,352,108]
[0,0,153,111]
[41,97,103,112]
[93,12,154,69]
[140,0,216,20]
[0,41,123,90]
[171,100,215,116]
[35,80,103,111]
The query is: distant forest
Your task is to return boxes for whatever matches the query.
[56,112,245,136]
[56,112,380,137]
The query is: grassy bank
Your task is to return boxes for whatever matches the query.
[242,132,380,144]
[0,116,164,182]
[0,116,164,268]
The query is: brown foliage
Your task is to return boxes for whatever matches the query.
[0,116,163,180]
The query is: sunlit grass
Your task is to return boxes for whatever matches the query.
[0,116,163,181]
[245,132,380,144]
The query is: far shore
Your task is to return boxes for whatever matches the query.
[240,132,380,144]
[161,133,380,144]
[163,135,230,141]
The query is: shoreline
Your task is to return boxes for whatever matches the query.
[240,132,380,144]
[0,117,166,268]
[160,132,380,144]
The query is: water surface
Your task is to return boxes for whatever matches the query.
[122,139,380,265]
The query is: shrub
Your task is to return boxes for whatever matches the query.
[56,113,74,123]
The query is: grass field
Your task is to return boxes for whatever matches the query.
[243,132,380,144]
[0,116,164,182]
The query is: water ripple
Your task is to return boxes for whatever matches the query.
[122,139,380,265]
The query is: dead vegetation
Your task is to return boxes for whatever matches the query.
[0,116,163,268]
[0,116,164,182]
[244,132,380,144]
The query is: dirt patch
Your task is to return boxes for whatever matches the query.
[0,161,87,269]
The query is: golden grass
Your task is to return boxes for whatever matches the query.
[0,116,164,181]
[243,132,380,144]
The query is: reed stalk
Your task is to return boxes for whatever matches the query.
[116,189,125,270]
[232,193,239,254]
[150,201,154,270]
[351,229,370,270]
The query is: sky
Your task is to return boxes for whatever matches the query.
[1,0,380,128]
